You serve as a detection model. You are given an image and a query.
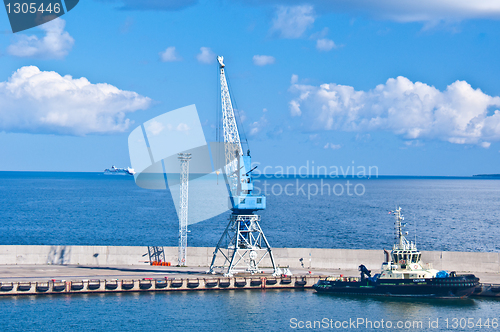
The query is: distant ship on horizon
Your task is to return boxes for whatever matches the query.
[104,165,135,176]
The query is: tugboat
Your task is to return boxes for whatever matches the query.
[313,207,479,298]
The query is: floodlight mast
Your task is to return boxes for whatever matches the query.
[209,56,278,277]
[178,153,191,266]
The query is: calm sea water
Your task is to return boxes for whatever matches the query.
[1,172,500,331]
[0,172,499,252]
[1,290,500,332]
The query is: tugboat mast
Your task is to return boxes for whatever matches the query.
[392,207,416,251]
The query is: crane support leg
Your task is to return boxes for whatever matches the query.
[208,214,278,276]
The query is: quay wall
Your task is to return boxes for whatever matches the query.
[0,275,318,297]
[0,245,499,273]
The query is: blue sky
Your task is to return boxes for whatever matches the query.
[1,0,500,175]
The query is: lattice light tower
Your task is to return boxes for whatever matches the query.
[209,56,278,276]
[178,153,191,266]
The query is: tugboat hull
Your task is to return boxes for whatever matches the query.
[314,275,479,299]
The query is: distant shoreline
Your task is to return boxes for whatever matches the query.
[473,174,500,178]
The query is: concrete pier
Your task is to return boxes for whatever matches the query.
[0,245,499,297]
[2,245,500,273]
[0,274,317,297]
[0,264,320,296]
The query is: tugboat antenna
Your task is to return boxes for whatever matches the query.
[392,206,413,250]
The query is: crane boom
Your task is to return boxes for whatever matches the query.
[219,56,243,154]
[218,56,264,212]
[218,56,242,199]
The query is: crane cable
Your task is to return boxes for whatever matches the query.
[215,64,221,183]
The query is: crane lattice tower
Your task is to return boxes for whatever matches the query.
[178,153,191,266]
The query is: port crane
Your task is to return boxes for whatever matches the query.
[208,56,278,276]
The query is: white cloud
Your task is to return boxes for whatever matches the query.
[404,140,424,148]
[324,143,341,150]
[249,115,268,136]
[237,109,247,123]
[289,100,301,117]
[244,0,500,23]
[253,55,275,66]
[481,141,491,148]
[309,27,329,40]
[146,120,164,136]
[291,74,299,84]
[270,5,315,38]
[120,17,135,33]
[0,66,151,136]
[197,47,216,64]
[309,134,318,139]
[355,133,371,142]
[249,127,259,136]
[316,38,336,51]
[101,0,198,11]
[345,0,500,23]
[7,19,74,59]
[176,123,190,131]
[289,76,500,146]
[159,46,182,62]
